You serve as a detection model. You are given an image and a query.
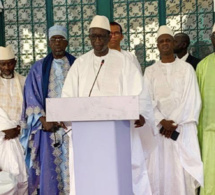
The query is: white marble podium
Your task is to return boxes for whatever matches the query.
[46,96,139,195]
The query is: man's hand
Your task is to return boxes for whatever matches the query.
[40,116,56,131]
[59,122,67,130]
[2,125,21,140]
[160,119,178,138]
[39,117,67,131]
[134,115,145,128]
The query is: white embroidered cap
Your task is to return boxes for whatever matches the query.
[49,25,67,40]
[89,15,110,31]
[157,25,174,39]
[0,45,15,61]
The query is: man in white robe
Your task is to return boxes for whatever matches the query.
[0,45,27,195]
[62,15,154,195]
[108,20,154,194]
[144,26,203,195]
[108,21,142,74]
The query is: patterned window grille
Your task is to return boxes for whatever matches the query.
[1,0,214,75]
[1,0,96,75]
[113,0,159,72]
[3,0,48,75]
[166,0,214,60]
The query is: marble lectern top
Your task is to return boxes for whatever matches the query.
[46,96,139,122]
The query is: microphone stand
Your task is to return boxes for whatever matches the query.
[88,60,105,97]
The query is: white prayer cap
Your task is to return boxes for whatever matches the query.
[212,23,215,33]
[89,15,110,31]
[157,25,174,39]
[0,45,15,61]
[0,171,17,194]
[49,25,67,40]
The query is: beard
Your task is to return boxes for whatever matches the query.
[1,73,14,79]
[54,50,65,56]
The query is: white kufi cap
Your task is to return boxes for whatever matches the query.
[49,25,67,40]
[0,45,15,60]
[89,15,110,31]
[157,25,174,39]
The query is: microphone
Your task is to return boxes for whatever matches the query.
[54,128,72,148]
[54,132,60,147]
[89,60,105,97]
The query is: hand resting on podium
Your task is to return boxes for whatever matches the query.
[134,115,145,128]
[39,116,67,132]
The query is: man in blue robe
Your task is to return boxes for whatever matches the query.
[21,25,76,195]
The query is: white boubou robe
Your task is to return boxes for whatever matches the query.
[121,49,142,74]
[62,49,154,195]
[144,58,203,195]
[0,73,27,195]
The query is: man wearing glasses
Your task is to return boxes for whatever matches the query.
[21,25,76,195]
[62,15,154,195]
[63,15,144,100]
[196,24,215,195]
[108,21,142,74]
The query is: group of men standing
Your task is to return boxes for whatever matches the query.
[0,14,214,195]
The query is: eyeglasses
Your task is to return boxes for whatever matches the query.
[50,38,67,42]
[110,32,122,37]
[89,34,109,41]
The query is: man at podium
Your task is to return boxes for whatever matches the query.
[62,15,154,195]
